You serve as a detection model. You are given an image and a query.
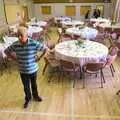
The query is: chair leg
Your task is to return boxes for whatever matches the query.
[101,70,105,83]
[73,70,76,88]
[95,73,98,78]
[59,67,64,83]
[0,63,3,76]
[42,63,48,75]
[111,64,115,72]
[58,67,62,83]
[3,58,8,68]
[82,72,85,89]
[100,70,103,88]
[110,65,114,77]
[79,66,83,79]
[116,90,120,95]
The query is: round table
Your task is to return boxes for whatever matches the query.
[55,40,108,65]
[66,27,98,39]
[54,16,71,23]
[90,18,111,24]
[28,26,43,37]
[62,20,84,27]
[0,37,18,58]
[98,23,120,30]
[28,21,47,27]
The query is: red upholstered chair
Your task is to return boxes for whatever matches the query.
[57,28,72,43]
[42,42,60,76]
[104,46,118,77]
[42,45,60,82]
[32,32,40,40]
[91,33,105,44]
[61,33,72,42]
[83,62,105,88]
[60,60,80,88]
[72,34,81,40]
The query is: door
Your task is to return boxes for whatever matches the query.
[21,6,29,22]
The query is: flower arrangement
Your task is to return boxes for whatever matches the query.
[75,39,84,47]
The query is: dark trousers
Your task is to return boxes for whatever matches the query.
[20,72,39,101]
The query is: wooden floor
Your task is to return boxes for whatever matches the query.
[0,27,120,120]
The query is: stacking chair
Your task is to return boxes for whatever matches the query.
[109,32,118,45]
[60,60,79,88]
[42,28,51,44]
[42,42,60,82]
[42,55,60,75]
[91,33,105,44]
[56,20,62,27]
[32,32,40,40]
[115,40,120,55]
[83,62,105,88]
[42,51,60,82]
[105,46,118,77]
[57,28,62,43]
[57,28,72,43]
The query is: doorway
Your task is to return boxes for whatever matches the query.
[21,6,29,22]
[96,5,104,17]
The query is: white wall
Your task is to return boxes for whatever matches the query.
[33,3,111,20]
[27,1,34,19]
[4,0,18,4]
[0,0,6,25]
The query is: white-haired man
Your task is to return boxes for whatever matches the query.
[5,26,46,108]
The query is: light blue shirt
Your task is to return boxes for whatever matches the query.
[5,38,46,74]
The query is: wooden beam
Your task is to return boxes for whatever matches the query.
[33,0,111,3]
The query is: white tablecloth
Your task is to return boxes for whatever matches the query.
[90,18,111,24]
[66,27,98,39]
[28,26,43,37]
[0,37,18,57]
[62,20,84,27]
[98,23,120,29]
[55,16,71,23]
[28,21,47,27]
[9,23,44,37]
[55,40,108,65]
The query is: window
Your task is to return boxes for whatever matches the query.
[41,6,51,15]
[65,6,76,16]
[96,5,104,17]
[80,6,91,16]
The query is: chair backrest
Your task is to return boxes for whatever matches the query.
[111,32,117,40]
[92,33,104,44]
[32,32,40,39]
[109,46,119,56]
[105,46,118,66]
[115,41,120,50]
[105,55,117,66]
[60,60,75,71]
[84,62,104,72]
[46,41,55,49]
[56,20,62,27]
[105,28,112,33]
